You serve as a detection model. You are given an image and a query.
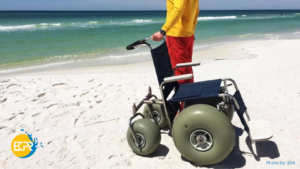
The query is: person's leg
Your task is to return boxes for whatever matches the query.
[166,35,194,84]
[180,34,195,83]
[186,34,195,70]
[166,35,195,115]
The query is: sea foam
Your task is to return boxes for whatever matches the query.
[89,21,98,24]
[39,23,61,26]
[131,19,152,23]
[198,16,237,21]
[107,19,162,26]
[51,23,61,26]
[0,24,36,31]
[0,23,62,31]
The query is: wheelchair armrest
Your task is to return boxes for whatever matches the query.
[175,62,200,68]
[164,74,193,83]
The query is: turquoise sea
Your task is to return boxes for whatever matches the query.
[1,10,300,74]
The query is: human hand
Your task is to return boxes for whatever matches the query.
[151,31,165,41]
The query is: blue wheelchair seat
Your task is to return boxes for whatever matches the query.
[168,79,222,103]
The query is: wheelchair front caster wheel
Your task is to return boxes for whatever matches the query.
[143,99,168,129]
[127,119,161,155]
[172,104,235,165]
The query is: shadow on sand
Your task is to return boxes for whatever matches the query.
[246,137,280,161]
[144,144,170,158]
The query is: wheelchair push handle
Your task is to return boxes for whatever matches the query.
[126,37,166,50]
[126,37,152,50]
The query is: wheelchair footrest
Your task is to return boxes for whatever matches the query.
[248,120,273,141]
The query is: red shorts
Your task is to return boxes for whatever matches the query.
[166,35,195,84]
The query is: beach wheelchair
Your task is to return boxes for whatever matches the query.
[125,38,273,165]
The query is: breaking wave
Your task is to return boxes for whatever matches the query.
[0,24,36,31]
[88,21,98,24]
[0,23,62,31]
[0,19,162,31]
[131,19,152,23]
[198,16,237,21]
[1,13,298,32]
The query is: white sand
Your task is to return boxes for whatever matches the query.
[1,40,300,168]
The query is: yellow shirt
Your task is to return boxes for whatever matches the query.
[162,0,199,37]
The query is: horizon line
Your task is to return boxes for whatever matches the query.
[1,9,300,12]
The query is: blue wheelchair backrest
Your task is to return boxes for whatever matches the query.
[150,40,178,100]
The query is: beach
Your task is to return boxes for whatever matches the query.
[1,39,300,168]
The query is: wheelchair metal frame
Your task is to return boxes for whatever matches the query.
[127,37,272,157]
[128,77,251,147]
[127,38,253,147]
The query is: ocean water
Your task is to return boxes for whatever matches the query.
[1,10,300,74]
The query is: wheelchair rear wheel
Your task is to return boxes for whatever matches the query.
[172,104,235,165]
[127,119,161,155]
